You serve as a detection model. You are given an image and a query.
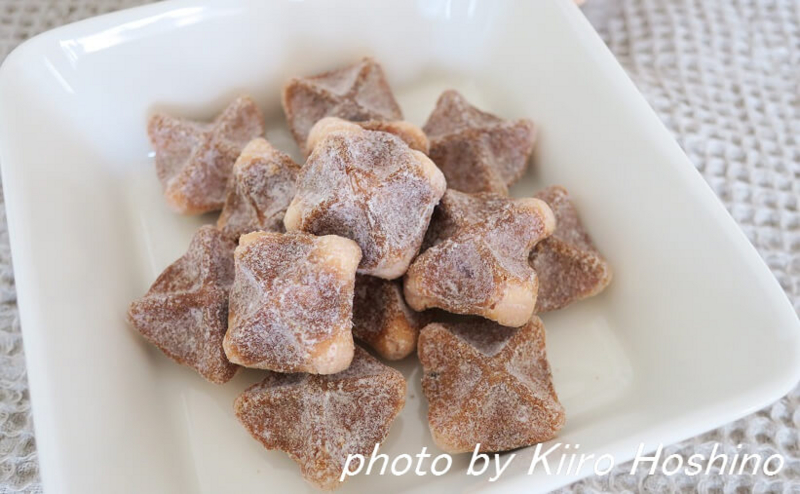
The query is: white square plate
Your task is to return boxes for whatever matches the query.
[1,0,799,492]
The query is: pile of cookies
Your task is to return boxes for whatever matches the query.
[128,57,612,490]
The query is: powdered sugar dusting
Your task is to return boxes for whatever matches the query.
[224,232,360,373]
[286,126,446,280]
[355,120,429,154]
[127,225,238,384]
[404,190,553,326]
[234,346,406,490]
[217,138,301,241]
[530,186,612,312]
[147,95,265,214]
[282,57,403,153]
[418,316,564,453]
[423,89,536,195]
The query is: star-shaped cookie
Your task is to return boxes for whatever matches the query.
[423,90,536,195]
[224,231,361,374]
[216,138,301,241]
[530,186,612,312]
[234,346,406,490]
[352,275,423,360]
[404,190,554,327]
[284,118,446,280]
[147,95,265,214]
[127,225,238,384]
[418,316,565,453]
[282,57,403,153]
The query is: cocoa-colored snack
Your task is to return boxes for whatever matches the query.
[224,231,361,374]
[216,138,301,241]
[531,186,612,312]
[404,190,554,327]
[285,118,446,280]
[352,275,422,360]
[355,120,430,154]
[307,117,429,155]
[423,90,536,195]
[282,57,403,153]
[418,316,565,453]
[128,226,238,384]
[147,96,265,214]
[234,346,406,490]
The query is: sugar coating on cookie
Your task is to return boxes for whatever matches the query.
[530,186,612,312]
[282,57,402,153]
[352,275,422,360]
[285,118,446,280]
[423,90,536,195]
[217,138,301,241]
[307,117,429,155]
[234,346,406,490]
[128,225,238,384]
[418,316,565,453]
[404,190,555,327]
[224,231,360,374]
[148,95,265,214]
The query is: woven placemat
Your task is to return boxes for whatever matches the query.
[0,1,798,492]
[571,1,800,492]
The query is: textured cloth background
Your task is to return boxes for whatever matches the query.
[0,0,798,492]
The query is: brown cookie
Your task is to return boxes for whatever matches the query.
[234,346,406,490]
[128,226,238,384]
[423,90,536,194]
[418,316,564,453]
[285,119,446,280]
[224,231,361,374]
[531,186,612,312]
[282,57,402,154]
[404,190,554,327]
[352,275,422,360]
[147,95,265,214]
[217,138,301,241]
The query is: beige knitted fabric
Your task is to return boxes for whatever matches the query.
[569,1,800,492]
[0,1,798,492]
